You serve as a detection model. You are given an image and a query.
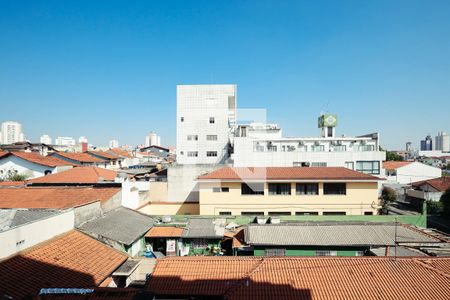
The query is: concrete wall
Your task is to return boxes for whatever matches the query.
[0,156,58,179]
[73,201,103,226]
[122,181,150,209]
[199,181,379,216]
[101,190,122,212]
[0,209,74,259]
[387,162,442,184]
[138,202,200,215]
[149,181,168,202]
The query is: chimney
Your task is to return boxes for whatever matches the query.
[81,142,88,152]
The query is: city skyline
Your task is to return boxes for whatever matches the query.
[1,1,450,148]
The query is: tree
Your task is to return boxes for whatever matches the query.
[0,170,27,182]
[440,188,450,216]
[386,151,404,161]
[381,186,397,208]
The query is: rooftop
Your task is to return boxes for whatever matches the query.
[87,151,120,160]
[0,208,61,232]
[28,167,117,184]
[146,226,185,238]
[383,161,413,170]
[147,256,450,300]
[182,218,225,239]
[0,186,121,209]
[0,230,127,299]
[413,177,450,192]
[78,207,154,245]
[198,167,381,181]
[0,152,73,167]
[52,152,106,163]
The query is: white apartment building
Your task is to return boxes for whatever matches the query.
[435,131,450,152]
[1,121,25,144]
[40,134,52,145]
[232,115,386,177]
[145,132,161,147]
[55,136,76,146]
[176,84,236,164]
[109,139,119,148]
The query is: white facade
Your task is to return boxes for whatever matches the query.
[109,139,119,148]
[145,132,160,147]
[0,155,72,179]
[78,136,88,144]
[176,84,236,165]
[1,121,24,144]
[55,136,76,146]
[40,134,52,145]
[385,162,442,184]
[435,132,450,152]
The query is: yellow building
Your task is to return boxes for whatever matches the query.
[197,167,382,216]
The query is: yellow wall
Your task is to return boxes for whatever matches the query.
[199,181,379,216]
[139,202,200,215]
[149,181,168,202]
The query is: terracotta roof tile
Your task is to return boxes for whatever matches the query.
[87,151,120,160]
[412,177,450,192]
[148,257,450,300]
[145,226,185,238]
[0,230,127,299]
[198,167,380,181]
[52,152,106,163]
[35,288,148,300]
[0,152,73,167]
[0,181,25,186]
[383,161,413,170]
[0,186,121,209]
[28,167,117,184]
[108,148,133,158]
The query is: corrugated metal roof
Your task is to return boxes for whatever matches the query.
[0,208,61,232]
[244,223,440,246]
[182,218,225,238]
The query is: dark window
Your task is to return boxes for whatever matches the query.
[241,211,264,216]
[268,212,291,216]
[44,170,52,175]
[296,183,319,195]
[212,187,221,193]
[364,211,373,215]
[241,183,264,195]
[327,127,333,137]
[180,117,184,122]
[206,151,217,157]
[209,117,215,124]
[219,212,232,215]
[323,211,346,215]
[268,183,291,195]
[221,187,229,192]
[295,212,319,215]
[264,248,286,256]
[323,183,346,195]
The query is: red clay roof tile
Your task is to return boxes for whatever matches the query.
[145,226,185,238]
[383,161,413,170]
[412,177,450,192]
[28,167,117,184]
[0,152,73,167]
[52,152,106,163]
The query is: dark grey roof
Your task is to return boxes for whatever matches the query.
[112,259,141,276]
[0,209,62,232]
[78,207,154,245]
[244,223,440,246]
[182,218,225,239]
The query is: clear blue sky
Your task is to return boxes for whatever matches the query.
[1,0,449,149]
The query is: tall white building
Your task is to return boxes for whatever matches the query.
[435,132,450,152]
[176,84,237,164]
[109,139,119,148]
[55,136,76,146]
[1,121,24,144]
[145,132,161,147]
[40,134,52,145]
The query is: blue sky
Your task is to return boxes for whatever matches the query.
[0,0,449,149]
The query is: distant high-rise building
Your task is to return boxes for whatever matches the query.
[55,137,76,146]
[1,121,24,144]
[420,135,433,151]
[435,132,450,152]
[40,134,52,145]
[406,142,412,152]
[78,136,88,144]
[109,139,119,148]
[145,132,161,147]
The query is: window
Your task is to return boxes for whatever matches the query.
[268,183,291,195]
[241,211,264,216]
[356,161,380,174]
[295,211,319,215]
[355,251,365,256]
[312,145,324,152]
[187,135,198,141]
[358,145,375,151]
[296,183,319,195]
[316,250,337,256]
[180,117,184,122]
[267,145,277,152]
[212,187,221,193]
[323,211,346,215]
[221,187,229,192]
[293,162,310,167]
[254,143,264,152]
[213,187,229,193]
[311,162,327,167]
[206,135,218,141]
[268,212,291,216]
[364,211,373,215]
[187,151,198,157]
[191,239,208,249]
[345,161,354,170]
[241,183,264,195]
[209,117,215,124]
[264,248,286,256]
[333,145,346,152]
[219,211,232,216]
[206,151,218,157]
[180,151,184,155]
[323,183,346,195]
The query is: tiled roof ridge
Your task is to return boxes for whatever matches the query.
[414,258,450,279]
[223,258,265,298]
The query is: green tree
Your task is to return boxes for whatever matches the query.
[386,151,404,161]
[441,188,450,216]
[381,186,397,208]
[0,170,27,182]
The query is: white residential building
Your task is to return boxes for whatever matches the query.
[435,131,450,152]
[1,121,25,144]
[383,161,442,184]
[40,134,52,145]
[109,139,119,148]
[55,136,76,146]
[176,84,236,164]
[145,132,161,147]
[232,115,386,177]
